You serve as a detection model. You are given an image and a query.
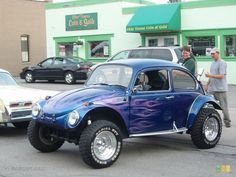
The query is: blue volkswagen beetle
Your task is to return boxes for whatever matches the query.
[28,59,222,168]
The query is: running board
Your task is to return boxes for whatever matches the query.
[129,128,188,138]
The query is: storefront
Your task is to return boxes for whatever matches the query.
[45,0,236,84]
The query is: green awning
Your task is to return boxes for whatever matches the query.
[126,4,180,33]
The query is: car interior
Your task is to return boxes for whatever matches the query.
[134,70,169,91]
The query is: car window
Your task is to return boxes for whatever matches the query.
[0,72,17,86]
[134,69,169,91]
[66,58,85,64]
[54,58,64,65]
[111,50,131,61]
[41,58,53,67]
[150,49,173,61]
[172,69,196,90]
[174,48,182,61]
[129,49,150,58]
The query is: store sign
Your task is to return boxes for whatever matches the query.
[66,13,98,31]
[126,24,168,32]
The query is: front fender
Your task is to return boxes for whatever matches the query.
[186,95,222,129]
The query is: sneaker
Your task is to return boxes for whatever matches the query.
[225,123,231,128]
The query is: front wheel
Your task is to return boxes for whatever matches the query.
[27,120,64,152]
[25,71,35,83]
[79,120,123,169]
[190,108,222,149]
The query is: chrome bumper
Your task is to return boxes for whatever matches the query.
[0,109,32,123]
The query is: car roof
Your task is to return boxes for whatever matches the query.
[104,58,185,71]
[122,46,181,51]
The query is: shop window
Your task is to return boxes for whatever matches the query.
[148,39,158,47]
[187,36,215,57]
[224,35,236,57]
[21,35,29,62]
[89,41,109,58]
[59,44,74,57]
[164,38,174,46]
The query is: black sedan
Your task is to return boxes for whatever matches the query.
[20,57,93,84]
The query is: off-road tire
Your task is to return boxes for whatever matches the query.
[190,108,222,149]
[27,120,64,152]
[79,120,123,169]
[12,121,29,129]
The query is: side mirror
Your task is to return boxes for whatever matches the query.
[38,63,42,67]
[197,68,204,80]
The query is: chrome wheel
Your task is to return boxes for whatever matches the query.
[65,72,74,84]
[25,72,33,82]
[204,117,219,141]
[93,131,117,161]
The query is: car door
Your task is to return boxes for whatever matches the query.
[129,68,175,134]
[34,58,54,79]
[49,57,64,79]
[169,69,201,128]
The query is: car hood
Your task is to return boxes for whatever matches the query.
[0,86,58,106]
[42,86,126,116]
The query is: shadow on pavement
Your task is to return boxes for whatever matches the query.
[0,125,27,137]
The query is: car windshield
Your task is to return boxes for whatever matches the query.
[0,72,17,86]
[86,64,133,88]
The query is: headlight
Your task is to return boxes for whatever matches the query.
[68,111,80,126]
[77,64,80,69]
[32,104,41,117]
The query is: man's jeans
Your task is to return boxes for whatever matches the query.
[213,92,231,125]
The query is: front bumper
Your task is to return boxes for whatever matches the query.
[0,109,32,123]
[20,72,25,79]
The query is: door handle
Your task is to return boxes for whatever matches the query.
[165,96,175,100]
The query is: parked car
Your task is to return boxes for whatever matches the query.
[27,59,222,169]
[20,57,93,84]
[0,69,58,128]
[87,46,182,76]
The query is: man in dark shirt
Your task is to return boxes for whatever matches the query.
[179,46,196,75]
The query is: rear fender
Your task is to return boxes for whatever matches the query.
[186,95,222,129]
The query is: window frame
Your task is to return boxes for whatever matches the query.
[223,35,236,58]
[170,68,198,92]
[131,67,171,94]
[21,34,30,63]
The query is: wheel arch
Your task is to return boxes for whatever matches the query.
[186,95,222,129]
[78,107,129,138]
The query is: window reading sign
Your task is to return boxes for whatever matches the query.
[66,13,98,31]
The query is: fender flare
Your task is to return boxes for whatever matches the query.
[186,95,222,129]
[76,104,129,136]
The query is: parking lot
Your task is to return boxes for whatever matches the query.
[0,78,235,177]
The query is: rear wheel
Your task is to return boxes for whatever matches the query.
[79,120,123,168]
[25,71,35,83]
[64,71,75,84]
[27,120,64,152]
[190,108,222,149]
[12,121,29,129]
